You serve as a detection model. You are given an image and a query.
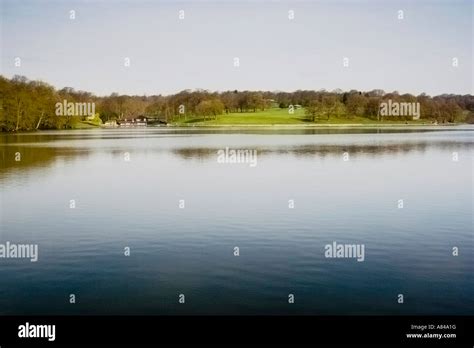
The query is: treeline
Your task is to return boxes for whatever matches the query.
[1,75,473,131]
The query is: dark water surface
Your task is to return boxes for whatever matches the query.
[0,127,473,315]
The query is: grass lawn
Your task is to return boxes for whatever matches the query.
[176,108,307,125]
[172,108,430,126]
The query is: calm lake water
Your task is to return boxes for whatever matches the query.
[0,127,473,315]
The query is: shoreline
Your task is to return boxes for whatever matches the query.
[164,122,469,128]
[2,123,472,134]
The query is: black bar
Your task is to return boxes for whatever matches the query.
[0,316,472,346]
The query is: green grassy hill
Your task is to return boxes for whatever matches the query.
[172,108,430,126]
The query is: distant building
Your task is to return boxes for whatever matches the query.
[118,116,147,127]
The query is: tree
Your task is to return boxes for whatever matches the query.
[196,99,224,120]
[1,74,472,130]
[444,100,462,123]
[247,92,264,112]
[346,93,367,118]
[306,100,324,122]
[365,97,381,119]
[221,91,238,113]
[30,81,56,129]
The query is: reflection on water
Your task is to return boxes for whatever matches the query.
[2,127,473,174]
[0,127,473,315]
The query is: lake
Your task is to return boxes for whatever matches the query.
[0,126,473,315]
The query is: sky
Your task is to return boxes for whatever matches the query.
[0,0,472,96]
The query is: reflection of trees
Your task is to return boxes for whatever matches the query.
[172,141,473,160]
[144,127,468,136]
[0,145,90,174]
[1,130,472,175]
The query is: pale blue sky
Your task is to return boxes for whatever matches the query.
[1,0,472,96]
